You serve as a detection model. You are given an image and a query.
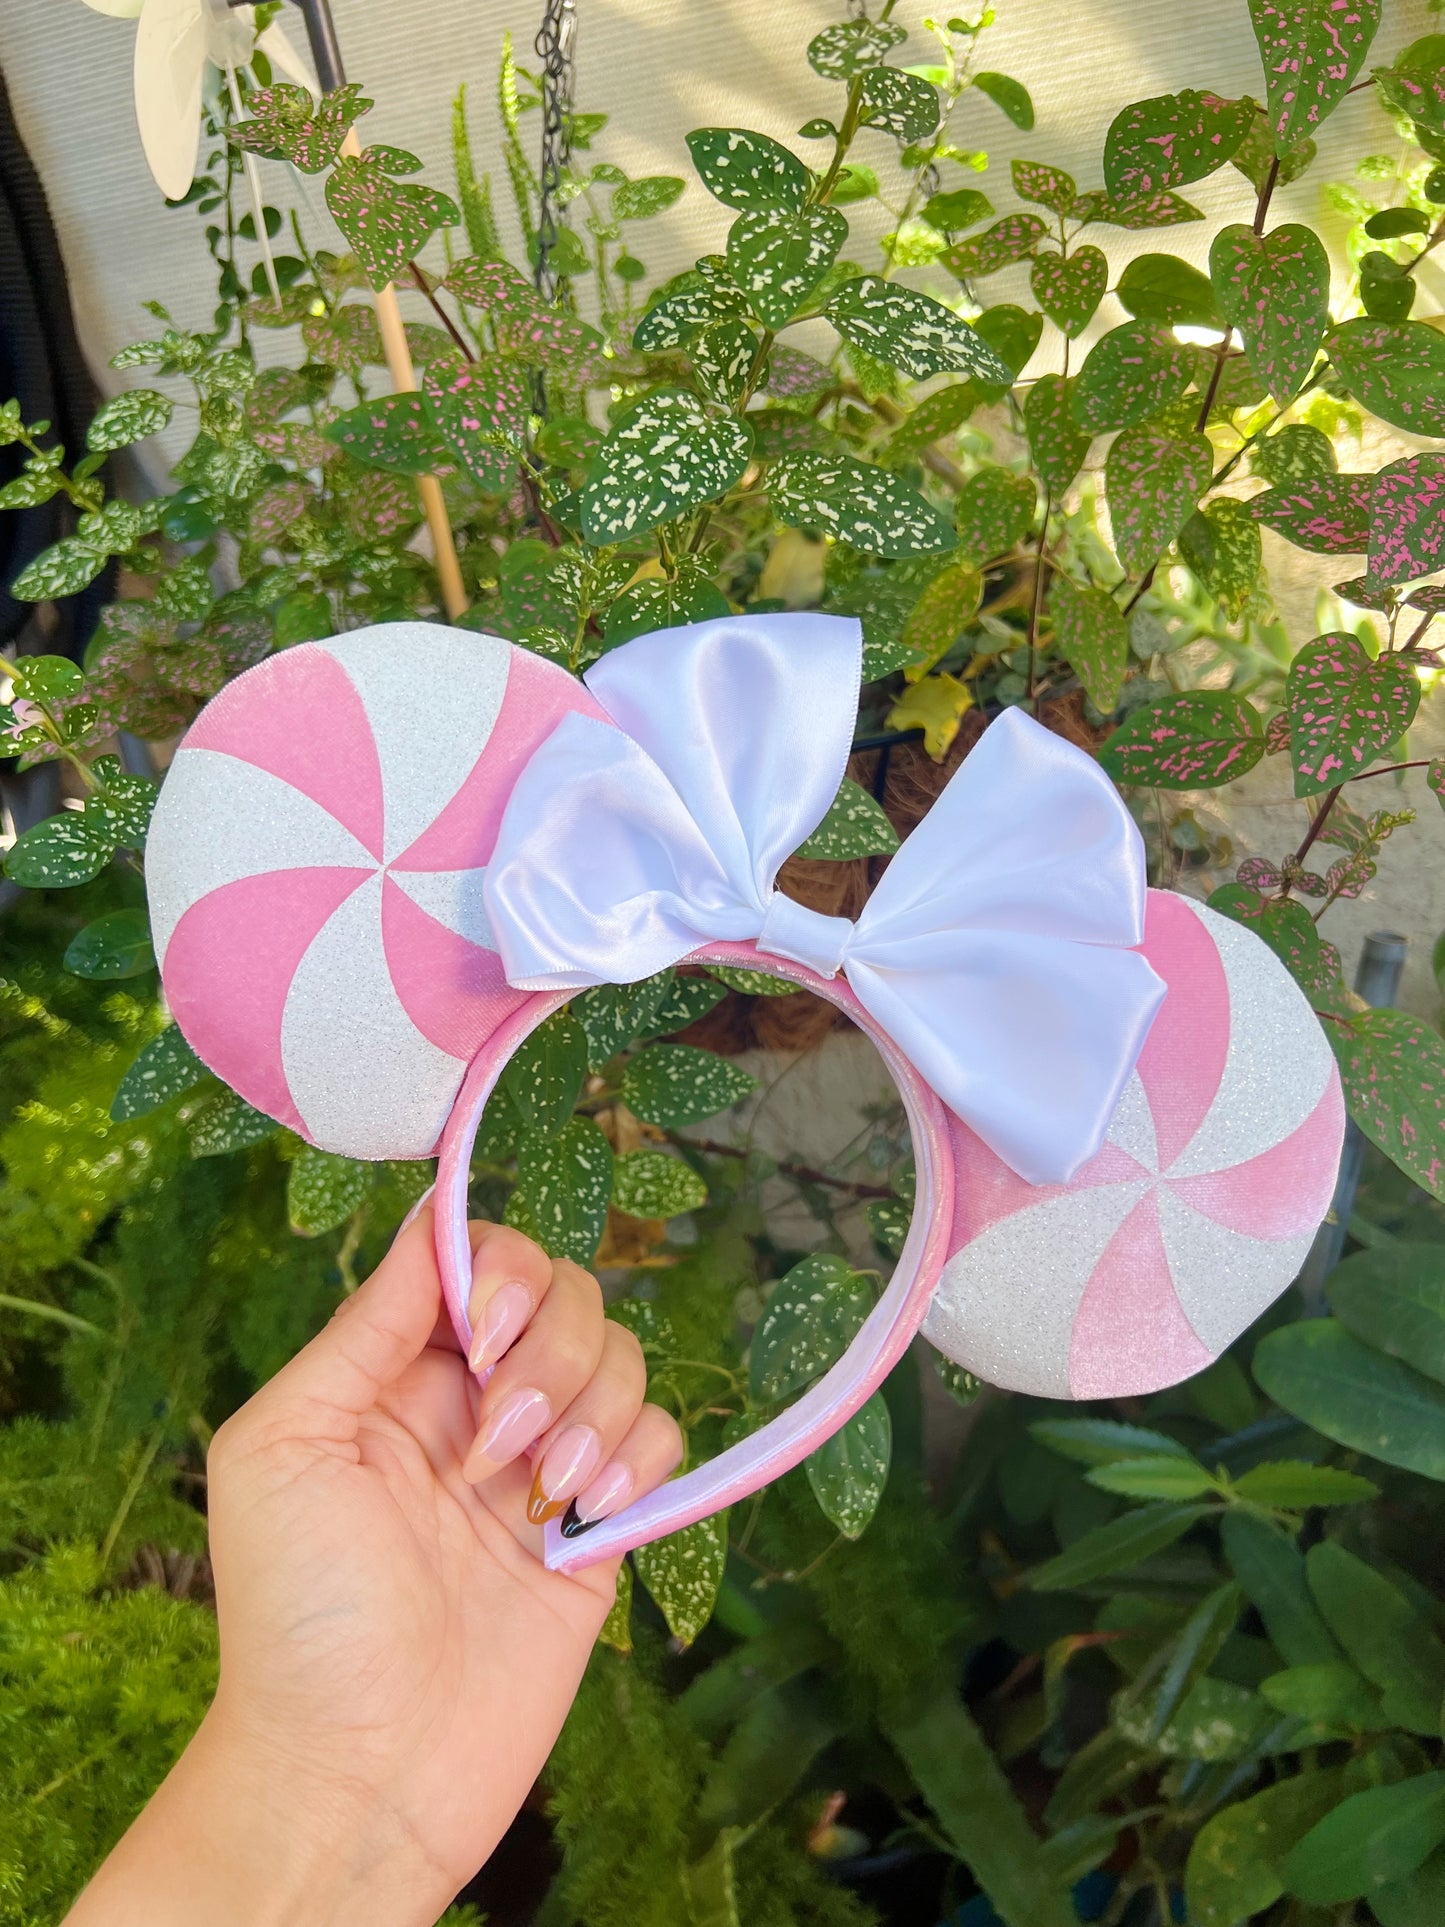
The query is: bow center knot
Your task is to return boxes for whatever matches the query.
[756,892,855,980]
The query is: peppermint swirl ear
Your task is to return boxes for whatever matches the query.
[145,623,607,1159]
[924,892,1344,1402]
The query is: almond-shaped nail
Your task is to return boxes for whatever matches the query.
[573,1461,633,1526]
[467,1281,531,1375]
[540,1425,602,1508]
[465,1387,551,1482]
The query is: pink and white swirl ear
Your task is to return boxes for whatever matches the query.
[922,891,1344,1400]
[144,623,611,1159]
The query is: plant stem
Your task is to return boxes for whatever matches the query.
[1292,784,1344,871]
[0,1292,106,1338]
[1253,153,1281,236]
[1026,488,1053,711]
[406,267,474,358]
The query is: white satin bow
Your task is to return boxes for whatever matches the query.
[484,614,1165,1185]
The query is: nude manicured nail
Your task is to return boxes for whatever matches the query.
[467,1281,531,1374]
[573,1461,633,1525]
[465,1388,551,1481]
[542,1425,603,1504]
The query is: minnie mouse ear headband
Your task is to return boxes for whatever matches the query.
[145,614,1344,1572]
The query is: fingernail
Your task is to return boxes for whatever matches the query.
[540,1425,603,1506]
[560,1501,594,1539]
[467,1281,531,1374]
[573,1461,633,1526]
[465,1387,551,1481]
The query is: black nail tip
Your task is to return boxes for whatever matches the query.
[560,1502,597,1539]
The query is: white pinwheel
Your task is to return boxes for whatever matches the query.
[77,0,312,201]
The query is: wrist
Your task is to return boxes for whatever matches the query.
[68,1703,461,1927]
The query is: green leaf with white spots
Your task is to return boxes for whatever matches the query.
[705,965,799,997]
[63,910,154,981]
[187,1089,278,1158]
[580,389,752,542]
[1050,576,1130,712]
[797,776,901,859]
[622,1043,758,1129]
[857,66,940,142]
[86,388,173,454]
[1178,498,1264,619]
[770,452,958,557]
[1072,321,1195,433]
[3,812,114,888]
[1211,223,1330,406]
[612,1149,708,1219]
[577,975,675,1069]
[1100,692,1266,788]
[686,128,811,212]
[10,537,111,602]
[1104,91,1253,203]
[515,1118,614,1264]
[1328,319,1445,439]
[1105,418,1213,573]
[499,1009,589,1133]
[1286,632,1420,796]
[323,392,453,475]
[806,1394,891,1539]
[827,276,1011,383]
[750,1255,873,1403]
[325,149,459,291]
[604,572,731,644]
[8,655,84,703]
[650,974,728,1032]
[635,1511,729,1646]
[287,1147,373,1236]
[1030,247,1107,337]
[634,281,748,352]
[598,1557,633,1653]
[111,1027,208,1121]
[807,19,905,79]
[727,206,847,329]
[612,175,685,220]
[690,319,759,406]
[1025,375,1092,495]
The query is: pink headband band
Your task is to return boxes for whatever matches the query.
[145,616,1344,1572]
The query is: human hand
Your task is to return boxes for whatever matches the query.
[67,1208,682,1927]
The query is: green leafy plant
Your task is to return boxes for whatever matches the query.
[7,2,1445,1921]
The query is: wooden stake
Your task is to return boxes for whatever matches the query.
[339,129,468,621]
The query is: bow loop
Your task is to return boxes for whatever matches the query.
[483,616,1165,1186]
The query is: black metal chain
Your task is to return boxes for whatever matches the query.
[534,0,578,304]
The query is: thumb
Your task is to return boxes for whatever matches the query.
[255,1206,443,1439]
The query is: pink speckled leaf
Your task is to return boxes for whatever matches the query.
[1073,321,1195,433]
[1286,631,1421,796]
[325,151,459,292]
[341,470,422,543]
[1327,1009,1445,1203]
[1104,91,1254,203]
[1024,374,1092,494]
[1079,190,1206,230]
[1328,320,1445,438]
[1104,418,1213,572]
[1428,760,1445,810]
[323,392,453,476]
[1368,453,1445,584]
[1406,583,1445,616]
[422,355,530,493]
[1265,709,1292,753]
[445,257,606,375]
[1098,691,1265,789]
[1012,159,1077,214]
[301,304,383,377]
[1209,884,1347,1004]
[1331,573,1396,611]
[1250,474,1374,554]
[1210,222,1330,405]
[231,83,372,173]
[1050,575,1129,710]
[1375,39,1445,132]
[941,212,1049,277]
[1030,247,1107,337]
[248,480,312,544]
[1246,0,1383,147]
